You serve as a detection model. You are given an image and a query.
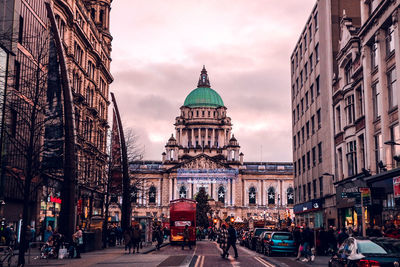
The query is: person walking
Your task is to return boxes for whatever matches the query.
[132,224,141,253]
[222,224,238,259]
[219,224,228,257]
[155,226,163,250]
[72,226,83,258]
[123,227,132,254]
[182,225,192,250]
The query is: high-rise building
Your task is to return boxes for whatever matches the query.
[290,0,361,228]
[334,0,400,229]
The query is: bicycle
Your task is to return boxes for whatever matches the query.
[0,245,14,267]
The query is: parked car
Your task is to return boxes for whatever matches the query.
[265,232,297,256]
[384,229,400,239]
[239,231,248,246]
[329,237,400,267]
[256,231,272,254]
[251,228,269,250]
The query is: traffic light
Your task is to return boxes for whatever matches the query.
[230,217,235,223]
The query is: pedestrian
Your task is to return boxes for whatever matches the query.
[72,225,83,258]
[222,224,238,259]
[123,227,132,254]
[219,224,228,257]
[155,226,163,250]
[337,227,349,247]
[44,225,53,243]
[300,225,313,262]
[182,225,192,250]
[132,224,141,253]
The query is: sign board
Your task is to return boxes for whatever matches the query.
[175,221,191,227]
[394,177,400,198]
[341,192,360,199]
[177,168,238,184]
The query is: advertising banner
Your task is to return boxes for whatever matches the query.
[177,168,238,184]
[393,176,400,198]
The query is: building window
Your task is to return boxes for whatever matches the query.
[388,68,397,109]
[316,75,320,96]
[294,162,297,176]
[336,105,342,133]
[287,187,294,205]
[390,125,400,167]
[311,115,315,134]
[307,182,311,200]
[218,186,225,203]
[300,43,303,58]
[297,132,300,147]
[345,95,355,125]
[298,186,301,202]
[18,16,23,44]
[302,155,306,172]
[293,136,296,150]
[305,62,308,78]
[10,109,17,137]
[358,134,366,170]
[309,53,313,72]
[375,133,383,173]
[306,121,310,139]
[319,176,323,197]
[317,109,321,129]
[310,84,314,102]
[309,24,312,42]
[356,86,364,118]
[386,24,395,55]
[371,42,378,69]
[268,187,275,205]
[296,104,300,121]
[149,186,156,203]
[372,82,381,119]
[312,147,316,166]
[179,186,187,198]
[345,62,352,84]
[305,91,309,108]
[303,185,306,202]
[313,180,317,199]
[14,60,20,91]
[314,12,318,31]
[315,43,320,63]
[300,70,303,87]
[293,110,296,124]
[301,127,305,143]
[346,141,357,176]
[249,187,256,204]
[298,159,301,175]
[307,151,310,169]
[301,98,304,114]
[131,186,138,203]
[318,142,322,163]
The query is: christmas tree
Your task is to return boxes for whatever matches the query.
[195,187,211,228]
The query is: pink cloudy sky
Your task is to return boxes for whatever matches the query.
[109,0,315,162]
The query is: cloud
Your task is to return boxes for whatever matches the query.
[109,0,315,162]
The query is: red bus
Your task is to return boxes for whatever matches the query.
[170,199,196,244]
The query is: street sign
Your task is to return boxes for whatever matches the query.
[341,192,360,199]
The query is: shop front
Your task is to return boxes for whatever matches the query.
[294,199,323,228]
[365,169,400,227]
[39,185,62,230]
[335,177,369,231]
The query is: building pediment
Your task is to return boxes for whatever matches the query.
[168,153,232,172]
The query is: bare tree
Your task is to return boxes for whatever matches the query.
[1,25,57,264]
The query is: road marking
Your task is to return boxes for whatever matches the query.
[254,256,275,267]
[194,255,204,267]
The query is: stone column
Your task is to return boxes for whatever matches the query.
[199,128,202,147]
[212,128,215,147]
[261,180,264,206]
[376,29,390,165]
[361,45,375,173]
[205,128,208,147]
[191,128,194,147]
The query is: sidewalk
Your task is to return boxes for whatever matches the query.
[8,242,170,266]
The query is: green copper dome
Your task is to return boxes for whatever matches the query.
[183,87,224,108]
[183,66,225,108]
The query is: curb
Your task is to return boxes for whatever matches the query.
[141,242,170,254]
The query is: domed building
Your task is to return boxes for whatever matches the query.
[126,67,294,224]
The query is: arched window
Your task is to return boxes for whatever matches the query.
[131,186,138,203]
[287,187,294,205]
[149,186,156,203]
[268,187,275,205]
[179,186,187,199]
[249,187,256,204]
[218,186,225,203]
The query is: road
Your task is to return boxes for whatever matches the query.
[23,240,330,266]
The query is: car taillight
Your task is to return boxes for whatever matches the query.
[269,241,274,245]
[357,259,380,267]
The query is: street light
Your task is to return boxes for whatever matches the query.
[384,140,400,146]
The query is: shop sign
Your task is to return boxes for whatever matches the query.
[394,177,400,198]
[50,196,61,204]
